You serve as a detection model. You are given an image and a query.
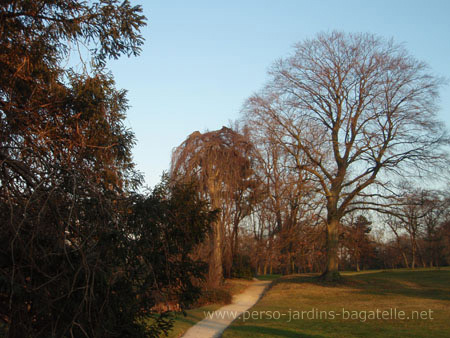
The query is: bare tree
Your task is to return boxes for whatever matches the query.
[384,215,411,268]
[422,191,450,267]
[170,127,255,286]
[383,188,449,268]
[243,31,448,280]
[342,215,373,271]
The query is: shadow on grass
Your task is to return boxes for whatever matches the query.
[349,269,450,301]
[225,324,325,337]
[257,274,282,281]
[275,269,450,302]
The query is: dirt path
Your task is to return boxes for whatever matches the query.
[181,279,271,338]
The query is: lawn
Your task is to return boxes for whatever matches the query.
[222,268,450,338]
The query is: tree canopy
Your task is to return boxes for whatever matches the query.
[0,1,216,337]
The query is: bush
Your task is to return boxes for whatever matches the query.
[193,288,232,307]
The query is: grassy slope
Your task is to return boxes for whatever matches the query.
[166,278,255,338]
[223,268,450,338]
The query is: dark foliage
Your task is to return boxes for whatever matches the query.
[193,289,232,308]
[126,177,218,313]
[231,254,253,280]
[0,1,215,336]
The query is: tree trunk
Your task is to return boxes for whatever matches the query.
[355,250,360,272]
[416,242,426,268]
[208,219,223,287]
[231,218,239,263]
[207,183,223,287]
[411,242,416,269]
[402,251,409,268]
[321,215,341,281]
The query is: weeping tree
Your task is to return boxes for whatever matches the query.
[243,31,448,281]
[171,127,256,286]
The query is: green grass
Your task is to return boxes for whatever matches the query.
[222,267,450,338]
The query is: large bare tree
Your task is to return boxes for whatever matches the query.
[243,31,448,280]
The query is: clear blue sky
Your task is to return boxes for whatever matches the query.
[107,0,450,187]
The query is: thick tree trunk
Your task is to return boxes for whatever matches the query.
[208,219,223,287]
[207,183,223,287]
[321,216,341,281]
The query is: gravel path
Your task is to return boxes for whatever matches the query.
[181,279,271,338]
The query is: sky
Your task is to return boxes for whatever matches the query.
[106,0,450,187]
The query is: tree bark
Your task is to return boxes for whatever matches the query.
[208,219,223,287]
[207,183,223,287]
[402,251,410,268]
[321,215,341,281]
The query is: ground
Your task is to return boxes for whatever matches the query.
[181,279,270,338]
[222,268,450,338]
